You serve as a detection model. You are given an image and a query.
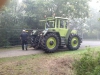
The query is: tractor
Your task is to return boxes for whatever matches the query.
[30,17,82,53]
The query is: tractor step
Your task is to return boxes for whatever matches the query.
[61,37,66,45]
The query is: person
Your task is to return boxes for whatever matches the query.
[20,30,28,50]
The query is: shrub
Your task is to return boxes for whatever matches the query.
[73,48,100,75]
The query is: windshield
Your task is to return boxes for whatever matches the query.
[39,21,45,29]
[46,21,55,28]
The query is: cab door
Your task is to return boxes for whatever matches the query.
[56,19,68,37]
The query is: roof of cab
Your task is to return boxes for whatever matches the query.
[39,17,68,21]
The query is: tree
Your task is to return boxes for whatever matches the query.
[0,0,92,47]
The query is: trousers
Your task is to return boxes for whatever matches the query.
[22,40,27,50]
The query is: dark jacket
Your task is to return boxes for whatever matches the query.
[20,32,28,41]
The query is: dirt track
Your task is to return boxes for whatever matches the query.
[0,48,43,58]
[0,41,100,58]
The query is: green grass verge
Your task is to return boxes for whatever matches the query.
[0,46,100,63]
[0,46,100,75]
[0,46,21,51]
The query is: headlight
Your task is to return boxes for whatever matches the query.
[40,33,43,36]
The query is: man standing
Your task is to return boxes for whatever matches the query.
[20,30,28,50]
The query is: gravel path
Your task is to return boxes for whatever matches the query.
[0,48,43,58]
[0,41,100,58]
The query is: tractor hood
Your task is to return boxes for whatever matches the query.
[31,29,49,36]
[31,29,43,35]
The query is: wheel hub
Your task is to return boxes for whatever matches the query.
[73,40,77,44]
[49,41,54,45]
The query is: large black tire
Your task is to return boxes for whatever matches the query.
[31,36,41,49]
[67,34,81,50]
[43,33,59,53]
[40,38,46,50]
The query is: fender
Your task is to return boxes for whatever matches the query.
[65,29,72,45]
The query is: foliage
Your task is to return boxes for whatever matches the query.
[73,48,100,75]
[0,0,91,47]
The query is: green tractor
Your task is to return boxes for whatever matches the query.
[30,17,82,53]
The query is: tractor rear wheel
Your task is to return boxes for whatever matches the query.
[67,34,81,50]
[44,33,59,53]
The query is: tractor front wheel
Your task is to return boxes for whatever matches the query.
[67,34,81,50]
[44,33,59,53]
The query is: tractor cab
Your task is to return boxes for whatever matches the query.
[43,17,76,37]
[45,17,68,29]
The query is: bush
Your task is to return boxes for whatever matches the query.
[73,48,100,75]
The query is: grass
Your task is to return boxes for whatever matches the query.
[0,46,21,51]
[0,46,100,75]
